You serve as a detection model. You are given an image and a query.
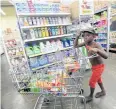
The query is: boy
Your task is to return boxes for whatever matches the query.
[74,29,108,102]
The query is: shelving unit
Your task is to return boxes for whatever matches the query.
[94,7,109,51]
[29,46,73,58]
[14,2,73,71]
[24,34,73,43]
[21,23,72,29]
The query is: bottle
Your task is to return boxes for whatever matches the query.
[36,17,40,26]
[56,39,63,49]
[51,27,56,36]
[25,44,34,56]
[63,26,66,34]
[29,57,39,68]
[28,17,33,26]
[60,26,63,35]
[45,27,49,37]
[58,17,62,24]
[46,41,52,53]
[48,27,52,36]
[37,28,42,38]
[41,28,46,37]
[32,17,37,25]
[46,17,49,25]
[30,29,35,39]
[32,43,41,54]
[51,40,57,51]
[34,29,38,38]
[24,17,29,26]
[19,18,24,26]
[40,42,45,53]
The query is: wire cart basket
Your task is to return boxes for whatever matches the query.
[9,47,94,109]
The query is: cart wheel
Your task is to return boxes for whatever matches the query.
[44,98,51,104]
[79,89,84,94]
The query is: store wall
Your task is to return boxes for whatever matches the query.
[1,7,17,30]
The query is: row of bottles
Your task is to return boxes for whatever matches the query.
[22,26,68,40]
[20,16,71,26]
[25,38,73,56]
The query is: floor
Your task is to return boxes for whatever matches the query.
[1,53,116,109]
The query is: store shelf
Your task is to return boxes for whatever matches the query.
[17,13,71,16]
[24,34,73,42]
[21,23,72,29]
[94,7,107,14]
[29,46,73,58]
[109,48,116,51]
[32,61,62,71]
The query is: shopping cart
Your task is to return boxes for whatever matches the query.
[9,47,95,109]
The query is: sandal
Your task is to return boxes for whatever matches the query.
[95,92,106,98]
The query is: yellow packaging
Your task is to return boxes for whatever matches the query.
[45,27,49,37]
[41,28,46,37]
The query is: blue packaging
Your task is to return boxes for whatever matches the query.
[38,55,48,66]
[29,57,39,68]
[47,53,56,63]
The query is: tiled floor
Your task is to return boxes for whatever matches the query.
[1,53,116,109]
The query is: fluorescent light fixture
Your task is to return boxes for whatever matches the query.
[0,8,6,15]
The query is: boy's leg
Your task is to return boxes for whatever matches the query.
[95,78,106,98]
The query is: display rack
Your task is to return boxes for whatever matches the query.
[13,1,73,71]
[109,4,116,52]
[94,7,109,51]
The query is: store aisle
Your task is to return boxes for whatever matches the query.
[1,54,116,109]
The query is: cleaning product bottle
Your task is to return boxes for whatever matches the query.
[34,29,38,38]
[32,17,37,25]
[32,43,41,54]
[63,26,66,34]
[19,18,24,26]
[25,43,34,56]
[24,17,29,26]
[48,27,52,36]
[28,17,33,26]
[41,27,46,37]
[56,39,63,49]
[60,26,63,35]
[40,42,45,53]
[36,17,40,26]
[58,17,62,24]
[51,40,57,51]
[29,57,39,68]
[45,27,49,37]
[37,28,42,38]
[46,41,52,53]
[30,29,35,39]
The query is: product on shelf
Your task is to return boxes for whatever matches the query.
[15,2,70,14]
[25,43,34,56]
[20,16,71,27]
[38,55,49,66]
[22,26,68,40]
[29,57,39,68]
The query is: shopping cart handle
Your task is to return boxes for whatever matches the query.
[78,54,98,60]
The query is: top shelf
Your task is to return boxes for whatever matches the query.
[17,13,71,17]
[94,7,107,14]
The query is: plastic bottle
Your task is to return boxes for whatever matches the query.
[24,17,29,26]
[56,39,63,49]
[41,28,46,37]
[32,17,37,25]
[37,28,42,38]
[29,57,39,68]
[48,27,52,36]
[46,41,52,53]
[51,40,57,51]
[36,17,40,25]
[38,55,49,66]
[45,27,49,37]
[34,29,38,38]
[30,29,35,39]
[25,44,34,56]
[19,18,24,26]
[61,38,69,48]
[40,42,45,53]
[32,43,41,54]
[63,26,66,34]
[28,17,33,26]
[58,17,62,24]
[60,26,63,35]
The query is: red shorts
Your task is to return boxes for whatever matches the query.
[89,64,105,88]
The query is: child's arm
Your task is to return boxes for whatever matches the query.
[89,44,108,59]
[74,31,85,48]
